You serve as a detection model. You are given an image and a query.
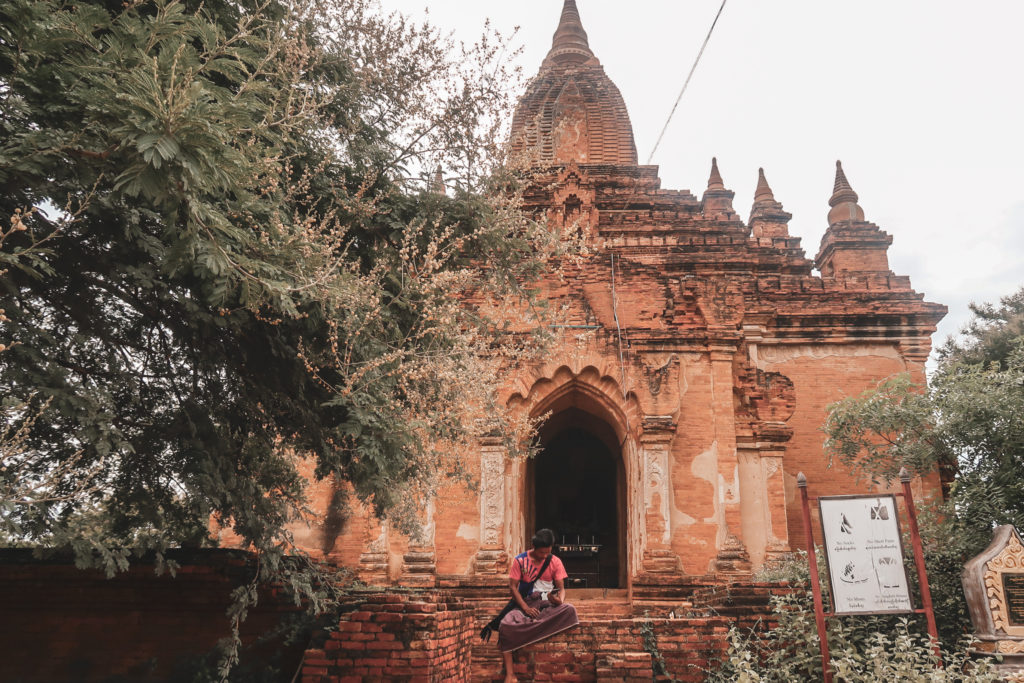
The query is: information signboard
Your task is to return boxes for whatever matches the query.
[818,495,913,614]
[1003,573,1024,626]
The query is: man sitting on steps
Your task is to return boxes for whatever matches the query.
[497,528,580,683]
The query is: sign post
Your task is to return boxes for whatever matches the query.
[797,469,941,681]
[797,473,833,683]
[900,467,941,660]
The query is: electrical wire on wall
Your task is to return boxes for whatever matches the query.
[610,253,628,407]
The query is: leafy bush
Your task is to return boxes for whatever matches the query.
[709,554,997,682]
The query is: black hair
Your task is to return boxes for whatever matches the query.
[531,528,556,549]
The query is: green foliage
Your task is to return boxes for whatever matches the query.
[939,288,1024,369]
[824,373,947,484]
[639,614,672,680]
[710,555,998,682]
[0,0,554,671]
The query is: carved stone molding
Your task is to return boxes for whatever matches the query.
[638,416,674,567]
[999,640,1024,654]
[711,533,752,575]
[475,440,507,575]
[640,416,676,441]
[964,525,1024,644]
[986,532,1024,636]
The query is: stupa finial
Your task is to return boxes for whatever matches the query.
[431,165,445,196]
[707,157,725,191]
[827,160,865,223]
[754,168,775,203]
[544,0,598,66]
[830,160,858,207]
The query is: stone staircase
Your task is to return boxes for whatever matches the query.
[569,589,632,619]
[468,581,785,681]
[688,581,786,618]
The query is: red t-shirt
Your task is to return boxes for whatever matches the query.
[509,551,568,584]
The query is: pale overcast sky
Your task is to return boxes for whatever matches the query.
[381,0,1024,361]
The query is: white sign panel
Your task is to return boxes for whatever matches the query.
[818,495,913,614]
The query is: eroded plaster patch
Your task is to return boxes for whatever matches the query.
[756,343,903,371]
[456,522,479,543]
[692,441,719,526]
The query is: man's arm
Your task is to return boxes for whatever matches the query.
[509,576,540,618]
[549,577,566,606]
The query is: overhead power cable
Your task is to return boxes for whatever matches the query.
[646,0,728,165]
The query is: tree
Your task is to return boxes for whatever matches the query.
[1,0,552,588]
[823,286,1024,642]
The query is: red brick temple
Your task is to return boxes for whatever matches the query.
[290,2,948,679]
[0,2,948,681]
[310,0,944,588]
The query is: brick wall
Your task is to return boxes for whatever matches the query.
[0,549,305,682]
[302,592,473,682]
[473,612,780,682]
[467,580,787,681]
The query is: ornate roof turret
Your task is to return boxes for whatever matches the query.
[509,0,637,166]
[543,0,597,67]
[707,157,725,191]
[827,160,865,224]
[430,165,445,196]
[753,168,775,203]
[816,161,893,277]
[749,167,792,239]
[701,157,736,219]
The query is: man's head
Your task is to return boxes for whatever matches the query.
[532,528,555,550]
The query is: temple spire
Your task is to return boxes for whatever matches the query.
[707,157,725,191]
[754,168,775,203]
[830,160,858,206]
[544,0,598,66]
[749,167,792,239]
[701,157,736,219]
[827,160,865,224]
[430,165,445,196]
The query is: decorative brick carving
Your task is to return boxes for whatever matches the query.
[475,440,508,575]
[986,532,1024,636]
[642,354,677,396]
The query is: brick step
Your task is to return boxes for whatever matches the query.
[571,599,632,618]
[568,588,628,600]
[471,614,735,682]
[629,600,694,618]
[596,651,653,682]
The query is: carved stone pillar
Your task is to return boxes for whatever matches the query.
[358,518,390,586]
[640,418,681,574]
[474,438,508,575]
[400,500,437,587]
[760,447,792,568]
[709,344,751,574]
[736,433,791,570]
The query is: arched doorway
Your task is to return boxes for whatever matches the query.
[527,407,625,588]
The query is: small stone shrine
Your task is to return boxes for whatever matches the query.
[963,525,1024,675]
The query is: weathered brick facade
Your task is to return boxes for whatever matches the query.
[295,1,946,678]
[0,4,950,681]
[299,0,945,589]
